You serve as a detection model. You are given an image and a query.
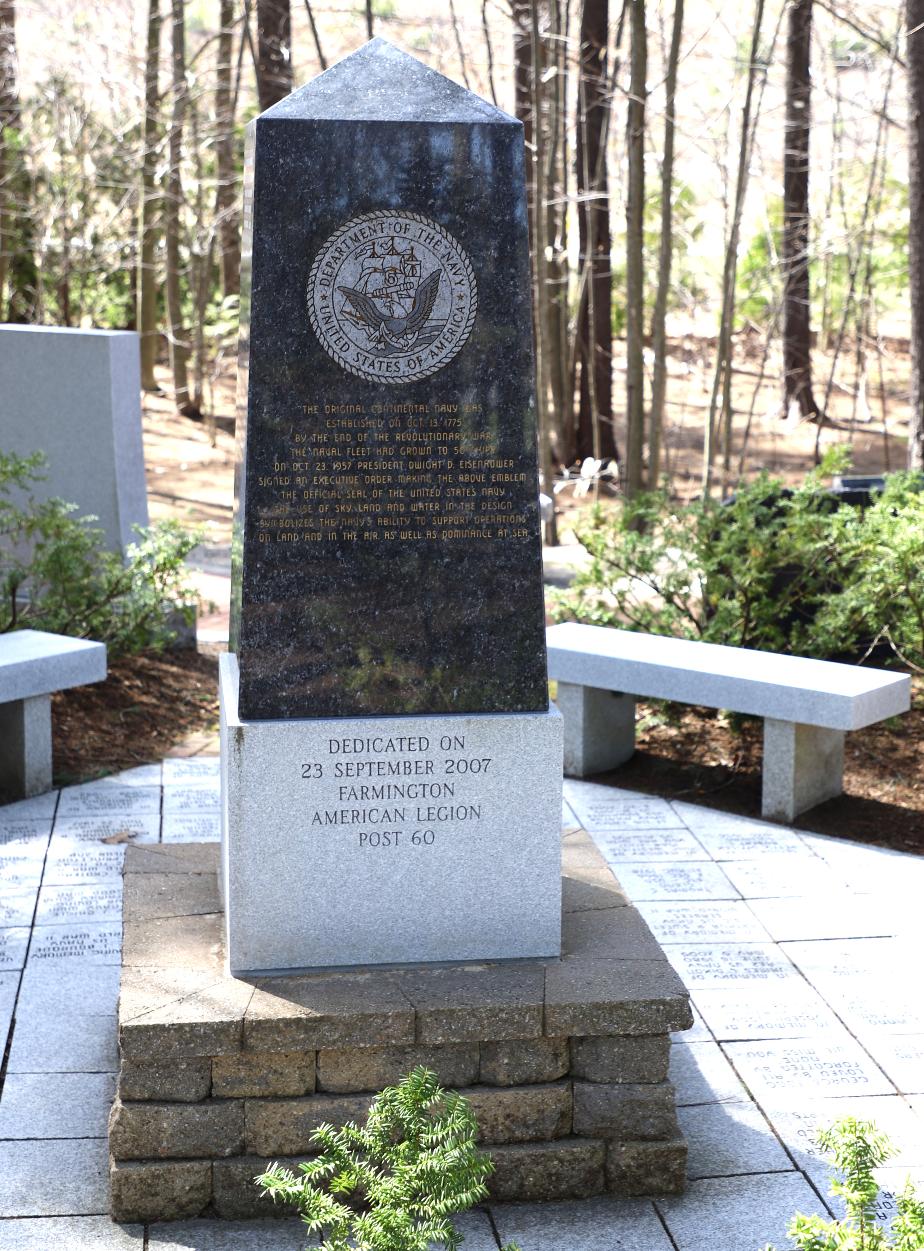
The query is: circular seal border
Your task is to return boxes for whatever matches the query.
[307,210,478,385]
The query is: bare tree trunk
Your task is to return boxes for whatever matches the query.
[138,0,162,390]
[703,0,768,496]
[648,0,683,487]
[256,0,292,110]
[624,0,647,498]
[909,0,924,471]
[512,0,534,227]
[0,0,34,322]
[782,0,820,420]
[215,0,239,298]
[165,0,192,413]
[365,0,373,39]
[575,0,616,465]
[0,0,15,315]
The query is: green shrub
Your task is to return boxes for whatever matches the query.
[0,449,202,656]
[763,1116,924,1250]
[256,1067,519,1251]
[552,450,924,668]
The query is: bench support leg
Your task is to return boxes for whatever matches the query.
[0,694,53,799]
[762,719,845,822]
[556,683,636,778]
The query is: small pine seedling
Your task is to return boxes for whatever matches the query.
[256,1066,521,1251]
[762,1116,924,1251]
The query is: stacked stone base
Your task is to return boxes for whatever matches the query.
[110,834,692,1222]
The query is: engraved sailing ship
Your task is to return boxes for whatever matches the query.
[337,237,445,355]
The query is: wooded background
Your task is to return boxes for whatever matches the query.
[0,0,920,518]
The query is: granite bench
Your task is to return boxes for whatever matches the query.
[546,622,911,821]
[0,629,107,798]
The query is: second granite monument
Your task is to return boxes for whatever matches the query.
[222,40,562,973]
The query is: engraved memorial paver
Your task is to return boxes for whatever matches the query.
[0,887,39,928]
[666,943,799,989]
[0,819,52,858]
[161,784,220,814]
[593,829,709,863]
[610,862,739,902]
[161,812,221,843]
[821,981,924,1035]
[769,1095,924,1184]
[0,927,30,971]
[28,922,122,964]
[693,983,840,1041]
[162,757,219,785]
[686,825,808,860]
[637,900,771,945]
[564,783,685,832]
[56,785,160,818]
[50,814,160,845]
[43,843,126,885]
[493,1197,678,1251]
[0,792,58,821]
[724,1035,895,1102]
[35,883,123,927]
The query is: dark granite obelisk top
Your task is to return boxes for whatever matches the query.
[230,39,549,720]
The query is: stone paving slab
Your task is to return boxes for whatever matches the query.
[146,1219,314,1250]
[0,887,38,928]
[0,1072,116,1138]
[678,1101,793,1179]
[15,962,120,1016]
[0,1216,145,1249]
[724,1035,896,1102]
[609,862,739,901]
[593,829,709,862]
[666,942,801,989]
[0,1138,109,1216]
[693,982,841,1041]
[6,1008,118,1073]
[43,842,126,884]
[719,853,843,899]
[493,1196,676,1251]
[162,813,221,843]
[747,894,895,942]
[0,820,51,857]
[35,882,123,927]
[0,927,30,971]
[864,1036,924,1094]
[27,921,122,964]
[56,785,161,818]
[655,1171,832,1250]
[768,1095,924,1185]
[638,900,772,944]
[668,1041,750,1107]
[162,758,220,786]
[684,823,808,860]
[50,815,161,845]
[563,784,686,833]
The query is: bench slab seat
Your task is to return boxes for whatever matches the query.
[0,629,107,798]
[547,622,911,821]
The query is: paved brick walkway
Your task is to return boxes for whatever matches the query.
[1,764,923,1249]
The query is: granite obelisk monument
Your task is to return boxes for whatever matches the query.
[221,39,562,973]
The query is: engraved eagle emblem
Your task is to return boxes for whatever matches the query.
[338,270,441,351]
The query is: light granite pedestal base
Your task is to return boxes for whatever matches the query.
[109,836,693,1222]
[220,653,563,973]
